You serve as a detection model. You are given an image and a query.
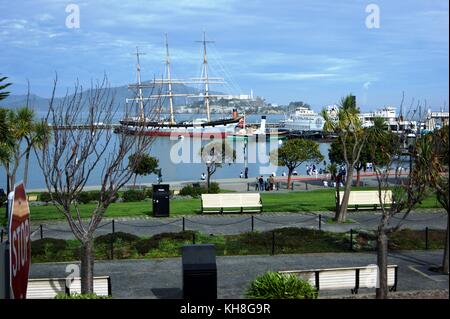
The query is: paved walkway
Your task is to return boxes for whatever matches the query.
[29,210,447,241]
[29,250,448,299]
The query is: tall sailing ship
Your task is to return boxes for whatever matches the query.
[116,33,244,138]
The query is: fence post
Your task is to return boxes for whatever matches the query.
[182,217,185,232]
[305,181,308,190]
[111,220,115,260]
[350,229,353,251]
[251,215,254,232]
[271,231,275,255]
[319,215,322,231]
[1,229,3,243]
[425,227,429,250]
[192,232,196,244]
[40,224,43,239]
[247,183,250,192]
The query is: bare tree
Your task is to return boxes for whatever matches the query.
[35,75,160,293]
[371,132,429,299]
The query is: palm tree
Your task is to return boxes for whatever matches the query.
[24,120,51,187]
[321,94,366,222]
[0,76,12,101]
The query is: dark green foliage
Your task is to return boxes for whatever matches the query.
[123,189,147,202]
[129,153,159,177]
[246,271,318,299]
[134,231,195,255]
[39,192,53,203]
[134,238,159,255]
[76,192,92,204]
[31,238,68,255]
[179,183,220,197]
[94,232,140,245]
[207,182,220,194]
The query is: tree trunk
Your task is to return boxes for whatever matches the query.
[133,173,137,187]
[376,229,389,299]
[207,167,211,190]
[287,172,292,190]
[443,213,449,274]
[80,240,94,294]
[336,167,354,222]
[355,168,361,187]
[23,150,31,188]
[334,175,341,219]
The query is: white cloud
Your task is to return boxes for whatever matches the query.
[363,81,371,89]
[246,72,336,81]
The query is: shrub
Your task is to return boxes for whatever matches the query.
[55,293,111,299]
[134,238,159,255]
[246,271,318,299]
[76,192,92,204]
[89,190,101,202]
[94,232,140,245]
[39,192,53,203]
[134,231,195,255]
[123,189,147,202]
[31,238,68,255]
[208,182,220,194]
[179,184,220,197]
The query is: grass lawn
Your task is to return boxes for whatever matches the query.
[28,187,443,221]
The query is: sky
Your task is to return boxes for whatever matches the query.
[0,0,448,112]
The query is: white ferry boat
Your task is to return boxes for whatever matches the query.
[280,106,325,132]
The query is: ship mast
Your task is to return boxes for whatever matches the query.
[134,47,145,121]
[196,32,214,122]
[165,33,175,124]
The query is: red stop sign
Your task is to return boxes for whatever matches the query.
[9,183,31,299]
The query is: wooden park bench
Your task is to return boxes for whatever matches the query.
[201,193,262,214]
[339,190,393,210]
[26,276,111,299]
[27,194,38,202]
[279,265,398,294]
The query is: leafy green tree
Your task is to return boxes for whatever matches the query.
[417,126,449,273]
[200,140,235,190]
[0,76,12,101]
[0,107,51,188]
[128,153,159,186]
[321,94,366,222]
[329,117,396,186]
[270,138,323,189]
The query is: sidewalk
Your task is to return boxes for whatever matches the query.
[29,210,447,241]
[29,250,448,299]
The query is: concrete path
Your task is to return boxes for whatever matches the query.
[29,250,449,299]
[28,210,447,241]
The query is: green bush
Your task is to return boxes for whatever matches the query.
[179,183,220,197]
[207,182,220,194]
[134,238,159,255]
[123,189,147,202]
[55,293,111,299]
[94,232,140,245]
[39,192,53,203]
[31,238,68,255]
[246,271,318,299]
[76,192,92,204]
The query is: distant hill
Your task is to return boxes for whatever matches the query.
[1,81,220,115]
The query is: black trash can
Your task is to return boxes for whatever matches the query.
[152,184,170,217]
[182,244,217,299]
